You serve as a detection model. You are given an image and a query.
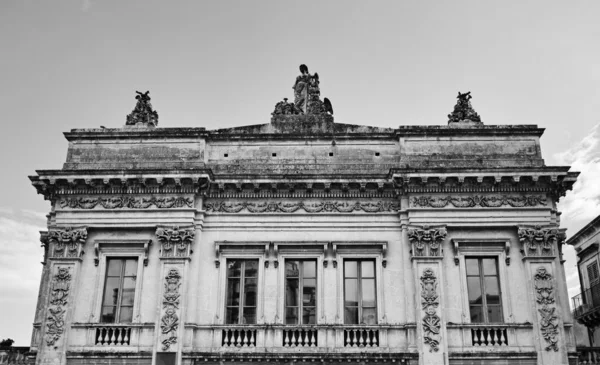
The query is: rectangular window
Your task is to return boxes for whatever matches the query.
[588,262,599,286]
[466,257,503,323]
[225,259,258,324]
[285,260,316,325]
[344,260,377,324]
[101,258,138,323]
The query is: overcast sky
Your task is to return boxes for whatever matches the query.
[1,0,599,345]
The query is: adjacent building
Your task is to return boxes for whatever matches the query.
[29,67,579,365]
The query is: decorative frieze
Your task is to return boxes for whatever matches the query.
[420,268,441,352]
[48,227,87,258]
[408,227,447,257]
[410,195,546,208]
[156,226,195,258]
[518,226,566,257]
[45,267,71,346]
[534,267,559,351]
[205,200,399,213]
[160,268,181,350]
[59,196,193,209]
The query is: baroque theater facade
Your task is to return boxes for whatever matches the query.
[29,66,579,365]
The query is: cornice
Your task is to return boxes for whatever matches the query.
[567,214,600,248]
[394,124,545,137]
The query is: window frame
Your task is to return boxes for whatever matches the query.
[465,256,503,323]
[283,259,318,325]
[343,258,378,325]
[224,258,260,325]
[100,257,139,323]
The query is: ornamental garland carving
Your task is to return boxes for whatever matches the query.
[408,227,447,257]
[156,226,195,258]
[161,269,181,350]
[534,267,559,351]
[410,195,546,208]
[48,227,87,258]
[420,268,441,352]
[59,196,193,209]
[45,267,71,346]
[205,200,399,213]
[518,226,565,257]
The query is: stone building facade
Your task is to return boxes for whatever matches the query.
[29,68,579,365]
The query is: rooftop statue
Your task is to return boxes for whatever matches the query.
[273,64,333,117]
[126,90,159,127]
[447,91,482,124]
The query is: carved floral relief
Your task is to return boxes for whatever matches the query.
[518,226,565,257]
[420,268,441,352]
[205,200,399,214]
[160,269,181,350]
[59,196,193,209]
[410,195,546,208]
[408,227,447,257]
[48,227,87,258]
[156,226,195,258]
[534,267,559,351]
[45,267,71,346]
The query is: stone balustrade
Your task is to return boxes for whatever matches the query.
[282,327,318,347]
[221,327,258,347]
[579,347,600,365]
[446,323,535,352]
[95,326,132,346]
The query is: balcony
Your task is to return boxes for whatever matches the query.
[573,283,600,326]
[578,347,600,365]
[446,323,535,352]
[68,323,155,352]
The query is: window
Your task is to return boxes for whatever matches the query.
[344,260,377,324]
[285,260,316,325]
[466,257,503,323]
[588,262,599,287]
[101,258,138,323]
[225,259,258,324]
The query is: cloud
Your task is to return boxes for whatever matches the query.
[555,124,600,225]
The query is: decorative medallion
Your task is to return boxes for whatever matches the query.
[518,226,565,257]
[160,268,181,350]
[408,227,447,257]
[420,268,441,352]
[59,196,193,209]
[205,200,399,214]
[410,195,546,208]
[45,267,71,346]
[156,226,195,258]
[48,227,87,258]
[534,267,559,351]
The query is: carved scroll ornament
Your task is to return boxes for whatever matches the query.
[156,226,195,258]
[518,226,565,257]
[420,268,441,352]
[534,267,559,351]
[59,196,193,209]
[45,267,71,346]
[410,195,546,208]
[408,227,447,257]
[161,269,181,350]
[205,200,399,214]
[48,227,87,258]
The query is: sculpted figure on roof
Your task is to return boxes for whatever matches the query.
[273,64,333,117]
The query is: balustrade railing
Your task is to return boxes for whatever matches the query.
[471,326,508,346]
[343,328,379,348]
[573,283,600,319]
[282,327,318,347]
[95,326,132,346]
[222,327,257,347]
[579,347,600,365]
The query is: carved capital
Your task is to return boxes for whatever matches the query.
[408,227,447,257]
[48,227,87,258]
[156,226,195,258]
[518,226,565,258]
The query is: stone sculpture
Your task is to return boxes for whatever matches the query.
[126,90,159,127]
[447,91,482,124]
[273,64,333,117]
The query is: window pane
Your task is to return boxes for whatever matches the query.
[103,277,120,306]
[244,260,258,278]
[101,306,116,323]
[124,259,138,277]
[466,258,479,276]
[285,307,298,325]
[286,278,299,306]
[107,259,123,276]
[482,259,497,276]
[226,279,240,306]
[485,277,501,304]
[470,305,483,323]
[344,279,358,306]
[467,277,482,304]
[121,277,136,306]
[361,261,375,277]
[226,307,239,324]
[119,306,133,323]
[303,279,316,306]
[361,279,376,307]
[243,307,256,324]
[345,261,357,278]
[344,307,358,324]
[303,261,316,278]
[244,278,257,306]
[286,261,300,278]
[362,307,377,325]
[488,306,503,322]
[303,307,316,325]
[227,260,242,278]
